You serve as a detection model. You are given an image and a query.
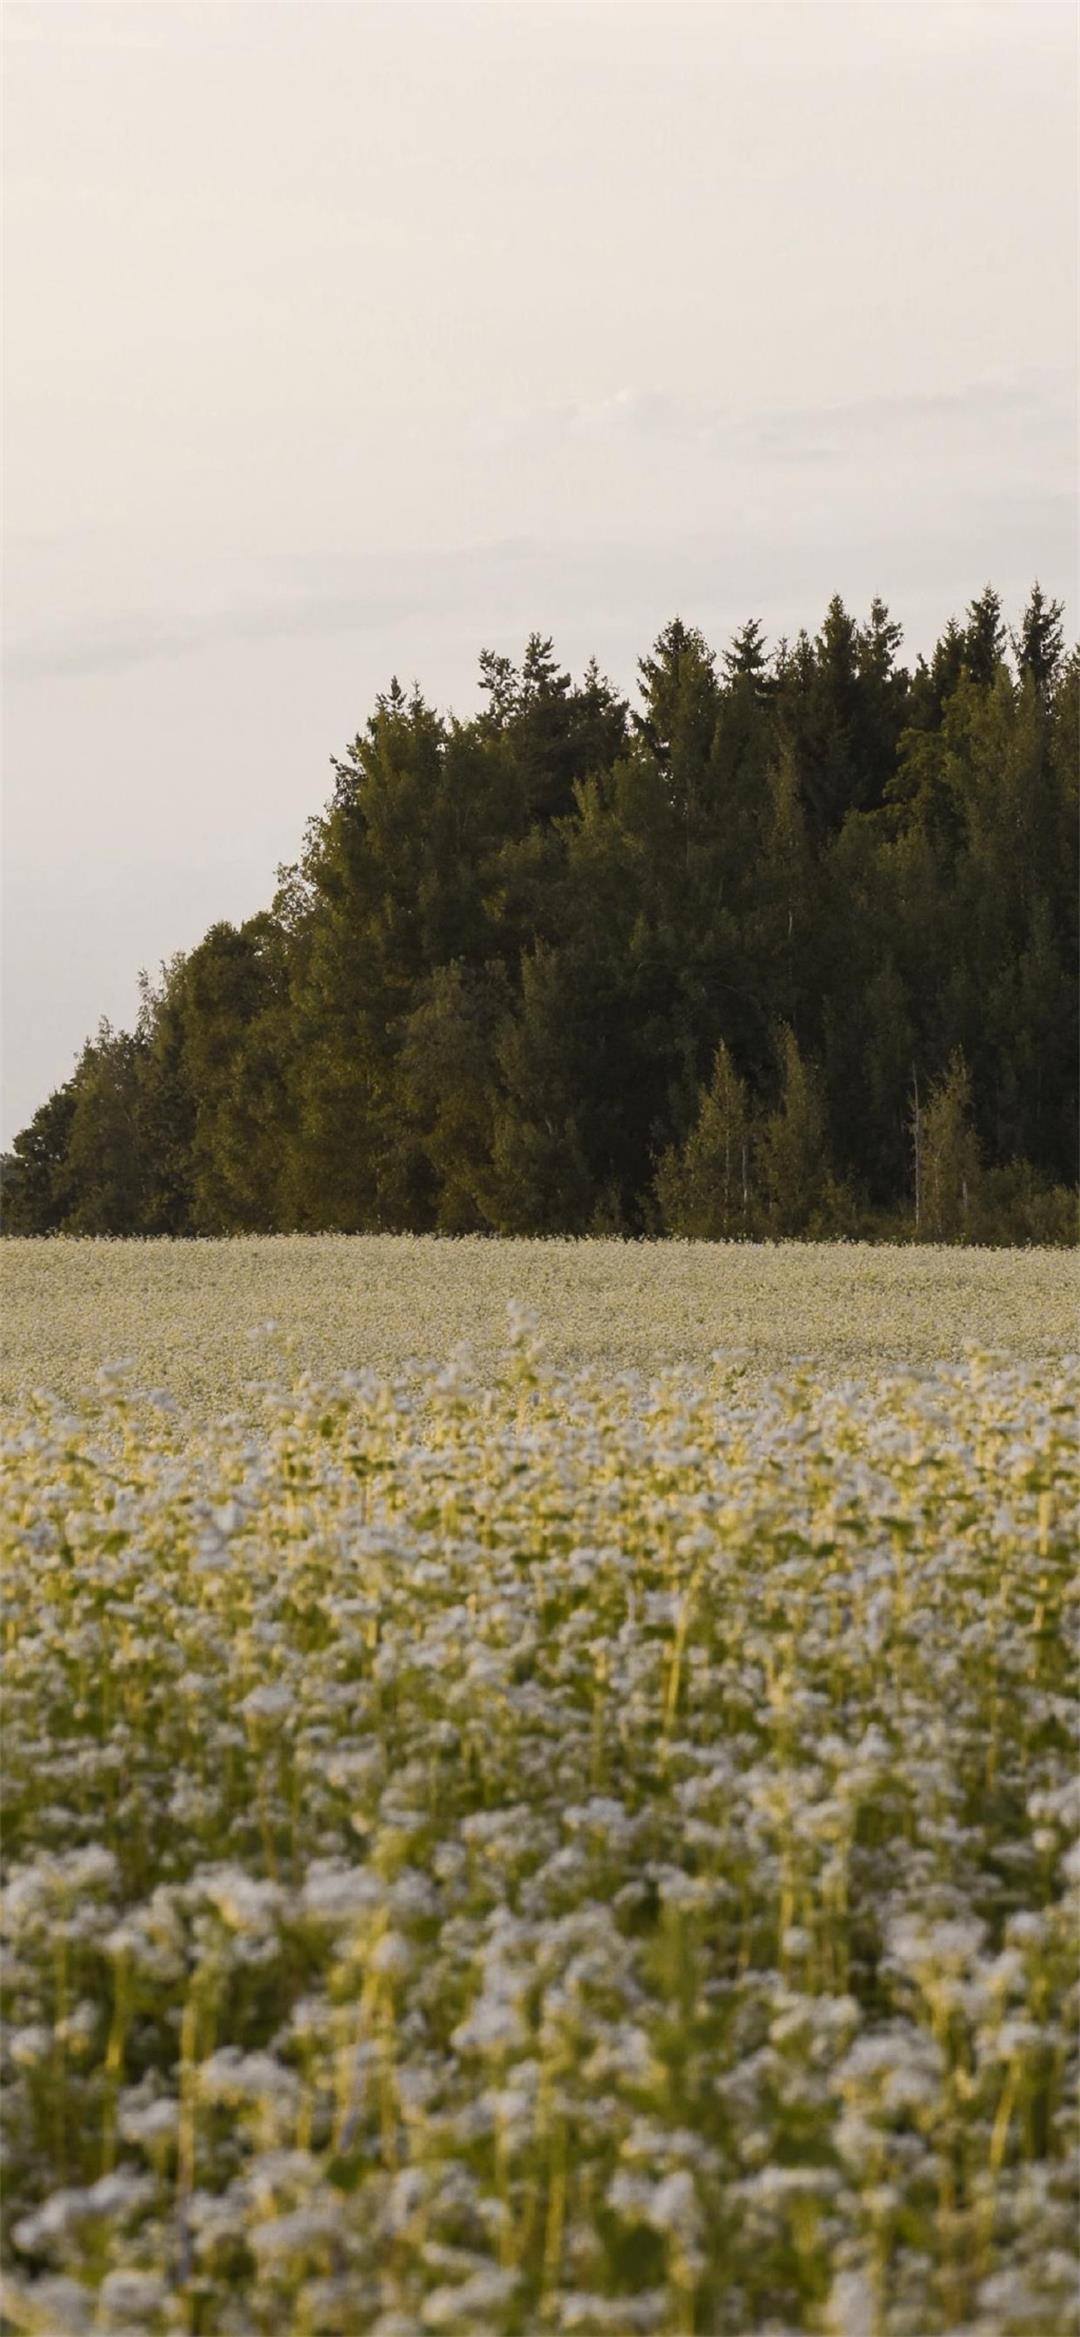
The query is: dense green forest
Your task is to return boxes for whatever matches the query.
[4,583,1076,1243]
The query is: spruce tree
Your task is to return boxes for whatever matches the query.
[1014,583,1065,695]
[921,1051,981,1241]
[6,588,1075,1246]
[722,618,770,693]
[655,1041,751,1238]
[962,586,1007,686]
[757,1026,828,1236]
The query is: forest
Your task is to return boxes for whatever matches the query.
[3,582,1076,1243]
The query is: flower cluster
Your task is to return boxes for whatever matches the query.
[1,1323,1076,2333]
[3,1234,1075,1418]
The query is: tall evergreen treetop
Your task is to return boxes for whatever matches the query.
[635,619,717,762]
[6,593,1074,1243]
[963,586,1007,686]
[722,618,770,692]
[1014,582,1066,694]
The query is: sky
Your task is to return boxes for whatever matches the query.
[3,0,1076,1147]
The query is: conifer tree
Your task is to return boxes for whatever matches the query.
[962,586,1007,685]
[757,1025,828,1236]
[5,594,1075,1245]
[654,1040,751,1238]
[722,617,770,693]
[1014,582,1065,694]
[921,1050,981,1241]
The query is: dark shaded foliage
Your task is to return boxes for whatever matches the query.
[3,586,1075,1243]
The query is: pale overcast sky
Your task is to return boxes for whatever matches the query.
[3,0,1075,1145]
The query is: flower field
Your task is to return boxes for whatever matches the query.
[2,1287,1077,2335]
[2,1237,1076,1417]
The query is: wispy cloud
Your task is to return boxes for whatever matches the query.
[480,368,1072,469]
[7,483,1075,693]
[6,586,430,683]
[6,369,1073,685]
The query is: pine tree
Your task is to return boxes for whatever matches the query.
[1014,582,1065,695]
[757,1025,829,1235]
[654,1040,751,1238]
[962,586,1007,686]
[920,1051,981,1241]
[722,618,770,694]
[477,647,519,729]
[488,944,595,1233]
[635,618,717,767]
[5,586,1075,1247]
[777,595,863,837]
[855,598,909,806]
[397,960,508,1232]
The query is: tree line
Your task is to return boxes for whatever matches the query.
[3,583,1076,1243]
